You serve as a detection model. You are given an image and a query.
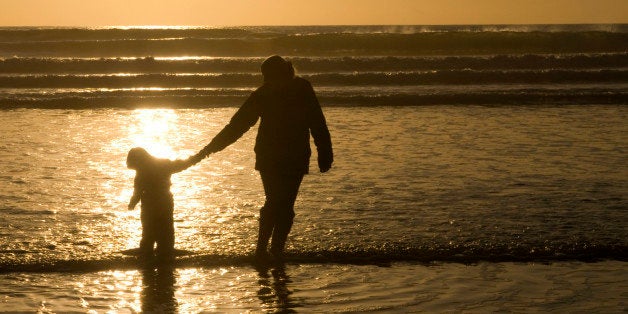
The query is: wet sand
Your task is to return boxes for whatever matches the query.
[1,261,626,312]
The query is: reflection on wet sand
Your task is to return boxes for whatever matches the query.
[256,263,300,312]
[135,261,304,312]
[141,265,178,313]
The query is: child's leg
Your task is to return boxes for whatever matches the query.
[155,208,175,259]
[156,223,174,258]
[140,209,157,256]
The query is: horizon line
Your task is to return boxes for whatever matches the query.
[1,22,627,28]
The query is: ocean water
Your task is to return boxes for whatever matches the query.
[1,25,627,312]
[1,24,627,108]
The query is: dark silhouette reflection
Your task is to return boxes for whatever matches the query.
[140,265,178,313]
[255,263,299,312]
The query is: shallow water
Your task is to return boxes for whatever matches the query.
[1,261,626,312]
[1,106,627,266]
[1,106,627,311]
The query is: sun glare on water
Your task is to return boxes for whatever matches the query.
[94,108,254,256]
[99,108,199,249]
[128,109,179,159]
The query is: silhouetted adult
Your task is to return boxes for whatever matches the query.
[194,55,333,260]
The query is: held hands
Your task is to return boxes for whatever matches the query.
[186,145,216,166]
[185,153,205,166]
[198,145,218,159]
[184,146,216,167]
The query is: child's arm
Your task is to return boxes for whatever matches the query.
[128,175,141,210]
[168,154,206,173]
[128,193,140,210]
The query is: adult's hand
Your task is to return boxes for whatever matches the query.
[186,153,205,166]
[318,153,333,173]
[198,145,218,158]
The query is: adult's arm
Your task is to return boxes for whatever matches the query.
[197,92,260,157]
[305,81,333,172]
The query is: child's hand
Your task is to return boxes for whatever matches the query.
[128,196,139,210]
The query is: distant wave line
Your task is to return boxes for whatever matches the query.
[2,31,627,57]
[1,53,627,74]
[0,70,626,88]
[2,90,626,108]
[2,84,626,97]
[0,24,626,42]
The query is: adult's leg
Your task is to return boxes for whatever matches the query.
[256,204,275,255]
[263,172,303,256]
[256,172,277,255]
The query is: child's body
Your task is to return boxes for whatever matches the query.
[126,147,198,258]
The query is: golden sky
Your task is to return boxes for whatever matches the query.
[1,0,627,26]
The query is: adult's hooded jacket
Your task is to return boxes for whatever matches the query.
[200,76,333,174]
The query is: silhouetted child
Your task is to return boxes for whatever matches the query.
[126,147,201,259]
